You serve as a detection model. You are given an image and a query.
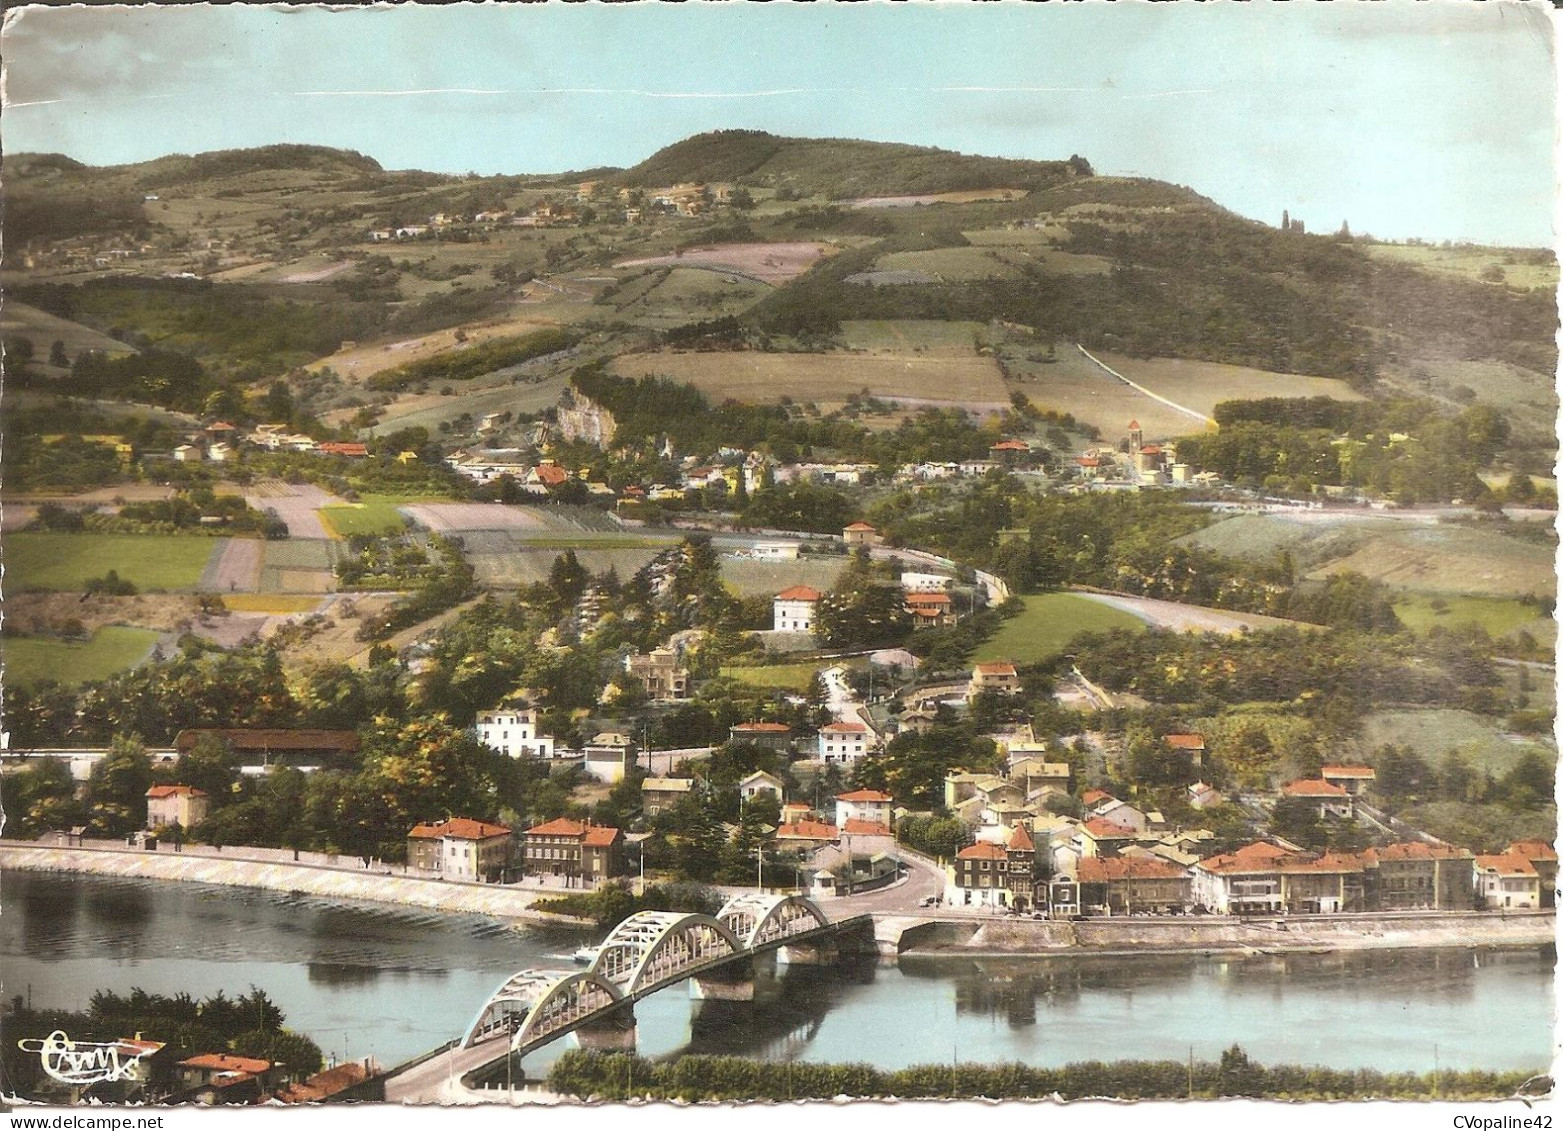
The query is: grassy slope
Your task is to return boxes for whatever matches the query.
[1392,594,1557,648]
[7,532,219,592]
[319,501,410,537]
[1358,709,1554,776]
[718,661,823,692]
[5,625,161,688]
[974,592,1146,664]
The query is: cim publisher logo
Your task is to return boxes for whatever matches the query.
[16,1031,152,1085]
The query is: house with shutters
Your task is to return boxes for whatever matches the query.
[407,817,513,883]
[641,777,695,817]
[1359,842,1474,911]
[475,704,555,758]
[1192,841,1365,915]
[773,586,822,633]
[1473,851,1543,909]
[520,818,624,883]
[968,660,1021,698]
[834,788,893,829]
[145,785,209,831]
[949,841,1011,908]
[818,721,873,764]
[1078,856,1192,916]
[739,770,785,804]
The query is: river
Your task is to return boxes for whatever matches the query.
[1,873,1553,1076]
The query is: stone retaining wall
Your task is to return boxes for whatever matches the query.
[0,844,588,926]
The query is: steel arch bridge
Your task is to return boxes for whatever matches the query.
[462,894,833,1056]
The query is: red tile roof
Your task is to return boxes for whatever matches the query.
[1198,841,1365,876]
[409,817,511,841]
[1081,789,1116,806]
[991,440,1030,451]
[974,661,1017,676]
[534,464,569,486]
[1082,817,1137,839]
[836,789,892,802]
[732,721,791,732]
[905,591,952,606]
[822,721,869,734]
[1281,778,1348,798]
[317,442,369,457]
[1076,457,1100,467]
[1079,856,1186,883]
[1363,842,1472,863]
[775,585,822,601]
[523,817,618,839]
[583,826,622,847]
[777,820,838,840]
[1163,733,1205,750]
[1507,839,1559,861]
[274,1061,373,1103]
[957,841,1008,861]
[1128,419,1140,430]
[1007,824,1035,852]
[1474,853,1538,876]
[146,784,206,799]
[841,818,893,836]
[845,522,878,531]
[180,1053,271,1074]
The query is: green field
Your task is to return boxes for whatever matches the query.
[838,320,988,352]
[973,592,1146,664]
[320,501,410,537]
[7,532,218,592]
[1392,594,1556,648]
[4,625,162,688]
[721,557,850,598]
[1358,709,1555,777]
[718,661,823,692]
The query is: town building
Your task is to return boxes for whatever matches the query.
[949,841,1011,908]
[1473,852,1542,910]
[406,817,513,883]
[834,788,893,829]
[520,818,625,884]
[904,590,956,629]
[176,1054,277,1100]
[1192,842,1365,915]
[818,721,873,764]
[774,819,839,855]
[773,586,822,633]
[624,648,690,701]
[1505,840,1558,907]
[583,733,636,783]
[1187,781,1224,809]
[1005,823,1039,910]
[728,722,793,752]
[145,784,209,831]
[1078,856,1192,916]
[969,660,1022,698]
[1360,842,1475,911]
[474,705,555,758]
[173,729,358,773]
[641,777,695,817]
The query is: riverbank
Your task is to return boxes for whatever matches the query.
[0,843,593,928]
[900,909,1557,957]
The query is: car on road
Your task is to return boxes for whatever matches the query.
[919,895,939,907]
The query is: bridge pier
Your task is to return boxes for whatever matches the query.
[777,939,839,966]
[690,952,781,1004]
[573,1004,637,1052]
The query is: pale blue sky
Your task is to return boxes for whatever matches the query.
[2,2,1555,247]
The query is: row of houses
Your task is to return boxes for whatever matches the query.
[950,828,1557,917]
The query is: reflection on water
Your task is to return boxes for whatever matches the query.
[1,872,1553,1074]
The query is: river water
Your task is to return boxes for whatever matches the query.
[1,873,1554,1076]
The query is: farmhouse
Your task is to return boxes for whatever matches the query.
[729,721,792,751]
[773,585,822,633]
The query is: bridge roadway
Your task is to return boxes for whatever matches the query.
[385,892,866,1102]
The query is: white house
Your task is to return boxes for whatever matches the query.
[583,733,635,784]
[476,705,555,759]
[773,585,821,633]
[834,789,893,830]
[818,721,872,764]
[750,541,800,561]
[739,770,785,804]
[901,572,955,593]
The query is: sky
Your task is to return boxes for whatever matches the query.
[1,1,1556,247]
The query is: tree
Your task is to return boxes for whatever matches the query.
[174,731,238,802]
[49,339,69,368]
[86,735,153,835]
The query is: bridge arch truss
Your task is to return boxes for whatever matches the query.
[717,892,830,950]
